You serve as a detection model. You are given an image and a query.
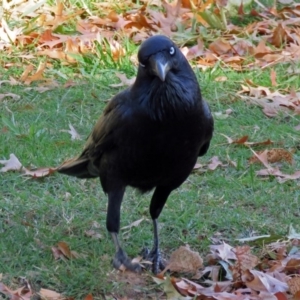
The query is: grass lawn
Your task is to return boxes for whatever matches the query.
[1,0,300,298]
[1,59,300,298]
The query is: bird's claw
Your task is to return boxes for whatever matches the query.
[142,247,165,274]
[113,248,142,273]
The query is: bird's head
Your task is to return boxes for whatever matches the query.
[137,35,184,82]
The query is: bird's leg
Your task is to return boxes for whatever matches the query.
[107,188,141,273]
[142,218,165,273]
[143,186,172,274]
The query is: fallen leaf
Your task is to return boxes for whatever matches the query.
[39,288,64,300]
[60,123,81,140]
[121,218,144,230]
[57,241,74,259]
[249,149,293,165]
[0,153,22,172]
[24,167,57,178]
[84,230,103,240]
[242,269,288,293]
[209,38,231,55]
[270,69,277,86]
[232,135,249,144]
[20,61,47,85]
[231,245,259,280]
[109,72,136,87]
[249,149,270,169]
[207,156,227,170]
[288,277,300,295]
[166,245,203,274]
[0,93,21,100]
[214,76,228,82]
[163,276,191,300]
[84,294,93,300]
[210,242,237,262]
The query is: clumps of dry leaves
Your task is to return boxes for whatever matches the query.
[239,79,300,118]
[1,231,300,299]
[1,0,300,118]
[153,238,300,299]
[217,133,300,184]
[1,0,300,73]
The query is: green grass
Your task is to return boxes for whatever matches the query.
[1,0,300,298]
[1,56,300,298]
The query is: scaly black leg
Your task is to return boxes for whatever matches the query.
[107,188,141,273]
[143,186,172,274]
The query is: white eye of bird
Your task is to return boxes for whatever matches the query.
[169,46,175,55]
[140,62,145,68]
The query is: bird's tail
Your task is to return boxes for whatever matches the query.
[57,156,98,179]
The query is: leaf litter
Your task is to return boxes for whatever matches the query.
[0,153,56,177]
[2,231,296,299]
[1,0,300,81]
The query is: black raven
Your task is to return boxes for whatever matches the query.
[58,35,214,274]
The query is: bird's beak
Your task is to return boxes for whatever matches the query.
[149,54,171,82]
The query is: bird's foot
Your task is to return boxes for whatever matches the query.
[113,248,142,273]
[142,247,165,274]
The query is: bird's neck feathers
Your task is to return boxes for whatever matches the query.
[133,71,202,121]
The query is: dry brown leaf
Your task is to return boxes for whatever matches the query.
[121,218,144,230]
[232,246,259,280]
[209,38,232,55]
[210,242,237,262]
[60,124,81,140]
[0,76,20,86]
[0,93,21,101]
[207,156,226,170]
[193,163,203,170]
[24,167,57,178]
[254,39,272,58]
[256,167,300,183]
[0,153,23,172]
[162,276,191,299]
[214,109,232,119]
[167,245,203,274]
[249,149,271,169]
[288,277,300,295]
[242,269,288,293]
[51,246,65,260]
[44,1,84,29]
[270,69,277,86]
[221,134,273,147]
[57,241,74,259]
[39,288,64,300]
[183,39,205,60]
[109,73,136,88]
[249,148,293,165]
[214,76,228,82]
[0,153,56,178]
[271,23,288,48]
[37,49,74,62]
[0,279,33,300]
[84,230,103,240]
[84,294,93,300]
[22,61,47,85]
[233,135,249,144]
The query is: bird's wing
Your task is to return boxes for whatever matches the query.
[58,90,130,178]
[198,99,214,157]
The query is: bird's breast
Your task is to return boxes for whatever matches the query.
[113,112,204,189]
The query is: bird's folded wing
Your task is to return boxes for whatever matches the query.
[58,91,130,178]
